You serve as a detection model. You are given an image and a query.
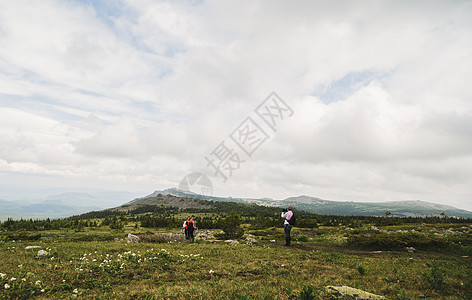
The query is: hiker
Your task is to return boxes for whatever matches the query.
[187,215,197,242]
[281,206,294,246]
[182,216,190,240]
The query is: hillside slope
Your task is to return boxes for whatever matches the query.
[142,188,472,218]
[119,194,213,211]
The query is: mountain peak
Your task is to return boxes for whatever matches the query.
[129,188,472,218]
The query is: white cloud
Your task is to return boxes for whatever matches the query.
[0,0,471,210]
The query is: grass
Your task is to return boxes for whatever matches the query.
[0,223,471,299]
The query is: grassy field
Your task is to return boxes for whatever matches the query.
[1,223,471,299]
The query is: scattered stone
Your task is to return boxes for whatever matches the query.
[37,250,49,257]
[127,233,140,243]
[224,240,239,245]
[406,247,416,253]
[245,237,257,243]
[325,285,386,299]
[370,226,379,231]
[270,240,276,242]
[196,230,216,240]
[25,246,41,250]
[345,227,354,231]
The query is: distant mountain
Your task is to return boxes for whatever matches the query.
[121,192,213,211]
[3,187,471,220]
[279,196,472,218]
[0,191,140,220]
[140,188,472,218]
[0,199,101,221]
[38,192,142,208]
[133,188,282,207]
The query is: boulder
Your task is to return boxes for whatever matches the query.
[406,247,416,253]
[325,286,386,299]
[37,250,49,257]
[127,233,140,243]
[224,240,239,245]
[25,246,41,250]
[245,237,257,243]
[196,230,216,240]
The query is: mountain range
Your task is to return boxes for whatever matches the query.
[2,187,472,220]
[130,188,472,218]
[0,191,140,220]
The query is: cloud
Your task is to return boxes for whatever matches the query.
[0,0,471,210]
[75,118,145,157]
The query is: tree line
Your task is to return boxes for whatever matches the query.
[2,199,471,232]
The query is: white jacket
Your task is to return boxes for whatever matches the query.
[281,210,293,225]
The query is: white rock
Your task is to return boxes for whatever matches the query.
[127,233,140,243]
[37,250,49,257]
[25,246,41,249]
[224,240,239,245]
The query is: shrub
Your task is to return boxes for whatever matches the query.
[346,232,448,251]
[218,213,244,239]
[138,233,185,243]
[3,232,41,241]
[424,264,445,291]
[298,285,320,300]
[357,264,366,275]
[69,234,114,242]
[296,235,309,242]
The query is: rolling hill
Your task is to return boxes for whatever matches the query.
[3,187,471,220]
[0,191,138,220]
[135,188,472,218]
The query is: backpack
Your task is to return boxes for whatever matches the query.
[288,213,296,226]
[187,221,194,231]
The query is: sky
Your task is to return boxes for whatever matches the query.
[1,0,472,210]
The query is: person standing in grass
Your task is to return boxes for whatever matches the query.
[281,206,294,246]
[187,215,197,242]
[182,216,190,240]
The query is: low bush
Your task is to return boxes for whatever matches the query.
[138,233,185,243]
[298,285,321,300]
[1,232,41,241]
[218,213,244,239]
[424,264,445,291]
[346,232,449,251]
[295,235,309,242]
[69,234,114,242]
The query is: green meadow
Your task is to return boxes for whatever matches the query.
[1,221,471,299]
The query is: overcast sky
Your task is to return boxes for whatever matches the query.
[1,0,471,210]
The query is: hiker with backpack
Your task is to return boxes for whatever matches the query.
[186,215,198,242]
[281,206,296,246]
[182,216,191,240]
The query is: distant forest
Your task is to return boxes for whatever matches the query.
[1,199,471,232]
